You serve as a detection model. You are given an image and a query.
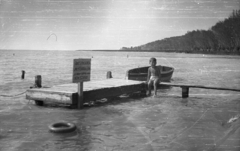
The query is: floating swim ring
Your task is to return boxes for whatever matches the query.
[48,122,76,133]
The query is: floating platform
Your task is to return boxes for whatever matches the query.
[26,79,146,108]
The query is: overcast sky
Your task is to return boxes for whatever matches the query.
[0,0,239,50]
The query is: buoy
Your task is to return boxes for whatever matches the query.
[21,70,25,79]
[48,122,77,133]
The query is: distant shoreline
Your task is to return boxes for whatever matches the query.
[1,49,239,55]
[77,49,240,55]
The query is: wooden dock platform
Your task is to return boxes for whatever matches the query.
[26,78,240,108]
[26,79,146,108]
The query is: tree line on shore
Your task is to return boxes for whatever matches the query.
[121,10,240,55]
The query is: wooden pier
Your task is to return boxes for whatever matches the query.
[26,79,146,108]
[26,78,240,108]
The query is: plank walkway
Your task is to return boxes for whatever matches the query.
[160,82,240,98]
[26,79,146,108]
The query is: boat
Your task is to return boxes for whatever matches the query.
[126,66,174,82]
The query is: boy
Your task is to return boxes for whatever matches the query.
[147,57,161,97]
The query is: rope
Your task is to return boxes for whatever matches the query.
[0,90,27,97]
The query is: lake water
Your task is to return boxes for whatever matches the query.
[0,50,240,151]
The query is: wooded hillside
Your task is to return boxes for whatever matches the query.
[121,10,240,54]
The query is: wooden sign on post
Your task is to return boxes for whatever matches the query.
[73,58,91,109]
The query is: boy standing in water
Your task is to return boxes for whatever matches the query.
[147,57,161,97]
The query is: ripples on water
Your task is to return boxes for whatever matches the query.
[0,50,240,150]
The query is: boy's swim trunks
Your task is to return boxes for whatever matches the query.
[150,76,159,82]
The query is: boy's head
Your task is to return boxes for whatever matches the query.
[149,57,157,66]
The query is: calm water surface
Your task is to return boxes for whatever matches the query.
[0,50,240,151]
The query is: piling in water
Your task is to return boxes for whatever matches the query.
[35,75,42,88]
[106,71,113,79]
[21,70,25,79]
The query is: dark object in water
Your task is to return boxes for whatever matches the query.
[35,100,44,106]
[106,71,113,79]
[34,75,42,88]
[48,122,77,133]
[126,65,174,82]
[30,75,42,89]
[21,70,25,79]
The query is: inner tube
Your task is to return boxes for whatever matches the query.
[48,122,76,133]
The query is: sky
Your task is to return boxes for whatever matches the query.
[0,0,239,50]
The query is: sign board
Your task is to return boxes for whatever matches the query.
[72,58,91,83]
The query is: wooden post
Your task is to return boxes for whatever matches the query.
[181,86,189,98]
[35,75,42,88]
[21,70,25,79]
[34,75,43,106]
[106,71,112,79]
[77,82,84,109]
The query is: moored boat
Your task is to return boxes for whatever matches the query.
[126,66,174,82]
